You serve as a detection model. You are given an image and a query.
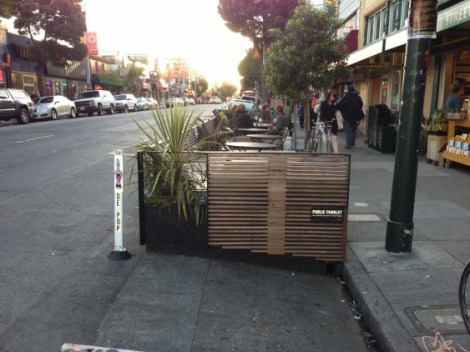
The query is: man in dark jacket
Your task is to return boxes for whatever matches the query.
[234,104,254,129]
[336,86,364,149]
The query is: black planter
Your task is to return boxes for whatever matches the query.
[143,204,208,256]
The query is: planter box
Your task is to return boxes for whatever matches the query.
[143,204,208,256]
[426,134,447,165]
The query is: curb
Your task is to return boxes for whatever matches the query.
[342,246,420,352]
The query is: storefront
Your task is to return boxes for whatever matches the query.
[46,58,89,99]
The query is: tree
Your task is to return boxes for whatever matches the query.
[123,64,145,95]
[192,77,208,99]
[7,0,87,95]
[0,0,12,19]
[238,48,262,93]
[218,0,298,102]
[218,81,238,101]
[264,1,350,128]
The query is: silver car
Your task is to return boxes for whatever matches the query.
[33,95,76,120]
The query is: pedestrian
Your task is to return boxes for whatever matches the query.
[319,90,339,153]
[297,102,305,128]
[234,104,254,129]
[261,103,273,123]
[225,104,238,129]
[336,86,364,149]
[273,105,290,135]
[445,83,462,110]
[310,93,320,126]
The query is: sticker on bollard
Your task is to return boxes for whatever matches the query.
[62,343,144,352]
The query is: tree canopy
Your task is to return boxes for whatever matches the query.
[5,0,87,95]
[264,1,350,99]
[218,81,238,101]
[192,77,208,98]
[218,0,298,46]
[238,48,262,93]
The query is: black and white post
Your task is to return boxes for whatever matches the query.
[109,149,132,260]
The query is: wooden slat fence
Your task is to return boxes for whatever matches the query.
[206,152,350,261]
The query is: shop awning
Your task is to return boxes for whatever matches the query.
[348,40,384,66]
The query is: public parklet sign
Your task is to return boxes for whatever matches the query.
[311,208,345,223]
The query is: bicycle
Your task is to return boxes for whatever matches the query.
[307,121,333,153]
[459,261,470,334]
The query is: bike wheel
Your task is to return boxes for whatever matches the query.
[459,261,470,334]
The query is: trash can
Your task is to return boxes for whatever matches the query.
[367,104,397,153]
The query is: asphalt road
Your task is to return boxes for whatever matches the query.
[0,105,376,351]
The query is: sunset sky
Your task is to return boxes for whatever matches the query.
[84,0,252,88]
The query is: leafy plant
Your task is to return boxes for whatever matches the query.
[129,106,230,225]
[426,110,448,135]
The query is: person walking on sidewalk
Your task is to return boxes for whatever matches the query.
[336,86,364,149]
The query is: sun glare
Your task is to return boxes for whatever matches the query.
[84,0,251,88]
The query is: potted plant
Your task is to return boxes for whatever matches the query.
[426,110,448,165]
[129,105,229,254]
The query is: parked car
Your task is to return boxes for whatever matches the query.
[33,95,76,120]
[209,96,222,104]
[146,97,159,109]
[166,97,184,108]
[185,97,196,105]
[74,90,115,116]
[114,94,137,113]
[0,88,34,124]
[135,97,150,111]
[227,98,257,119]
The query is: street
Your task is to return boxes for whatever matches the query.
[0,106,376,351]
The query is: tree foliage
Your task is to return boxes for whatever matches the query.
[7,0,87,95]
[264,2,350,99]
[0,0,12,19]
[218,81,238,101]
[124,64,145,95]
[238,48,262,93]
[192,77,208,98]
[218,0,298,46]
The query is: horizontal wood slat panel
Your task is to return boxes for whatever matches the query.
[207,153,350,262]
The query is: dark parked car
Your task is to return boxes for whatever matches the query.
[0,88,34,124]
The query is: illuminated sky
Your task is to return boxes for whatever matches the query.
[84,0,252,88]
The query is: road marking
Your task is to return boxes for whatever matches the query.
[15,135,54,143]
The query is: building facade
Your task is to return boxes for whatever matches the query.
[340,0,470,120]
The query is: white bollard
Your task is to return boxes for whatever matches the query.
[109,149,131,260]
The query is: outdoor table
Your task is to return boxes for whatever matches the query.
[237,128,272,135]
[247,134,283,143]
[254,123,274,128]
[225,141,278,152]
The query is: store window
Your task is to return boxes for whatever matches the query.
[380,78,389,105]
[22,74,37,96]
[366,7,387,44]
[390,70,402,111]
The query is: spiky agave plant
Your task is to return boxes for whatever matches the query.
[130,105,209,225]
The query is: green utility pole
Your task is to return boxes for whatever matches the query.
[385,0,437,253]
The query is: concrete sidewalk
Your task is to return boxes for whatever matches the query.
[88,119,470,352]
[290,118,470,351]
